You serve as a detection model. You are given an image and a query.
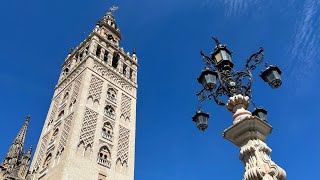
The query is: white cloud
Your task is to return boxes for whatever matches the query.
[287,0,320,87]
[201,0,265,16]
[223,0,263,16]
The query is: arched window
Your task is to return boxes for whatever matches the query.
[63,68,69,76]
[104,51,109,63]
[112,53,120,68]
[62,92,69,105]
[96,45,101,58]
[106,88,117,102]
[104,105,115,119]
[107,34,114,41]
[69,99,76,112]
[77,141,85,156]
[102,122,113,141]
[97,146,111,168]
[53,128,59,137]
[49,128,59,147]
[57,111,64,122]
[129,69,134,80]
[123,64,127,75]
[103,122,113,135]
[43,153,52,168]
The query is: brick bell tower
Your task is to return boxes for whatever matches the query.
[29,6,138,180]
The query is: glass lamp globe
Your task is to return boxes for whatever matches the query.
[192,110,209,131]
[197,69,218,91]
[260,65,282,88]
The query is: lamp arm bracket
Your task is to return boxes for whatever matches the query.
[200,51,216,68]
[213,84,226,106]
[246,47,264,70]
[234,69,253,96]
[196,89,208,103]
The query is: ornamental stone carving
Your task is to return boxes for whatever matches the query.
[240,139,286,180]
[224,115,286,180]
[226,94,251,123]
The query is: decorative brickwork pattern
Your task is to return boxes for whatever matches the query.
[56,62,85,93]
[79,108,99,147]
[65,84,72,94]
[58,113,74,152]
[71,74,83,102]
[116,126,130,163]
[88,74,103,102]
[34,133,49,169]
[93,61,135,92]
[48,95,62,124]
[120,94,131,121]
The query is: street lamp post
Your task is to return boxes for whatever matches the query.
[193,37,286,180]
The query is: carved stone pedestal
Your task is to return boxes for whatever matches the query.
[224,95,286,180]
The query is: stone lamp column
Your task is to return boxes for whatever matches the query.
[223,94,286,180]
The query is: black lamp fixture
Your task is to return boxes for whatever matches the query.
[192,110,209,131]
[211,37,234,69]
[260,65,282,89]
[197,68,218,92]
[193,37,282,131]
[252,107,268,121]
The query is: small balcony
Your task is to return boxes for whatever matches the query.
[104,111,116,120]
[97,157,111,168]
[102,132,113,142]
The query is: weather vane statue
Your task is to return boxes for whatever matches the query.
[108,5,119,13]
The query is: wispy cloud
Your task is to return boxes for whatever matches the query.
[201,0,265,16]
[287,0,320,88]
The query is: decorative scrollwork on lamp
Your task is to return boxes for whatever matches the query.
[193,37,282,129]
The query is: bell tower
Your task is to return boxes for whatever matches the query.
[29,6,138,180]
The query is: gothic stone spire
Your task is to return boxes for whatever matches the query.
[1,115,30,177]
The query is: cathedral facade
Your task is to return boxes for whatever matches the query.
[1,7,138,180]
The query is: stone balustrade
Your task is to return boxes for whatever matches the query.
[105,112,116,120]
[97,157,111,168]
[102,132,113,142]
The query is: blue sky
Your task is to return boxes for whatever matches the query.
[0,0,319,179]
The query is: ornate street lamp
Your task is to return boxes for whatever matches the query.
[197,68,218,91]
[193,37,286,180]
[192,110,209,131]
[260,65,282,88]
[210,37,234,68]
[252,107,268,121]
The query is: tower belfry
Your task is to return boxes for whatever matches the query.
[29,7,138,180]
